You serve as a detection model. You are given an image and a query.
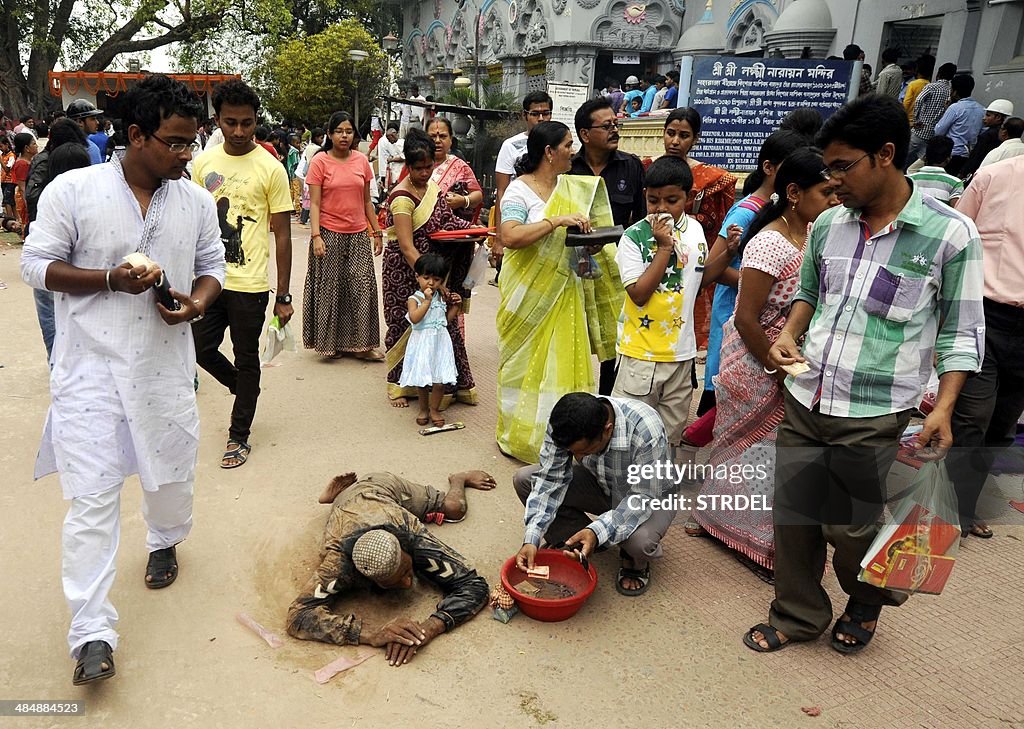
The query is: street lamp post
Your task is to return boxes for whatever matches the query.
[349,48,369,131]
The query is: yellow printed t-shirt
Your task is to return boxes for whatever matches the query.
[192,144,292,293]
[614,215,707,362]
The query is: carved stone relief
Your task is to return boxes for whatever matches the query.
[482,10,508,60]
[514,0,549,56]
[553,0,569,14]
[593,0,675,48]
[577,0,601,9]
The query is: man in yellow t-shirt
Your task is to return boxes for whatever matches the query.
[903,56,934,123]
[191,79,293,469]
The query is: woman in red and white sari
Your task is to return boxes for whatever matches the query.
[694,148,838,578]
[426,117,483,223]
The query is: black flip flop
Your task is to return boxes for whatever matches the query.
[742,623,793,653]
[615,562,651,597]
[145,546,178,589]
[72,640,115,685]
[831,601,881,654]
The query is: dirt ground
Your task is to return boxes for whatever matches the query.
[1,227,1022,729]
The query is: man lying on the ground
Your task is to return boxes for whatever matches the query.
[286,470,494,667]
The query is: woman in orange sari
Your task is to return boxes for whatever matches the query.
[662,108,737,360]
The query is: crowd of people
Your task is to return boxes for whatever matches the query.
[11,50,1023,685]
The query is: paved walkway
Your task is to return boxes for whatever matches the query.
[0,226,1021,728]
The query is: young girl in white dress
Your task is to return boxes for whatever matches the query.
[400,253,461,427]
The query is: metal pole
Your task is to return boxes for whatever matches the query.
[475,8,482,104]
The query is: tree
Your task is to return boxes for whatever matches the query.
[0,0,291,117]
[260,21,387,126]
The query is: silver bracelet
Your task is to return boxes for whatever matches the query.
[105,269,113,292]
[763,365,778,375]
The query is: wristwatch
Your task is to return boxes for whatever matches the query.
[276,293,293,305]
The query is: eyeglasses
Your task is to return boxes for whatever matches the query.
[525,110,553,119]
[587,121,620,132]
[823,153,871,178]
[151,133,199,154]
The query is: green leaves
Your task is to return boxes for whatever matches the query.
[259,20,388,126]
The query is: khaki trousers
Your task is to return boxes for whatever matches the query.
[611,356,694,445]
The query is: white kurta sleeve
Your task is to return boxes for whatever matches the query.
[20,178,76,290]
[192,194,226,285]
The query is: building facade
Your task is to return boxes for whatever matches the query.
[401,0,1024,109]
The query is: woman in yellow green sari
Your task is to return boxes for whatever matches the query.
[497,121,623,462]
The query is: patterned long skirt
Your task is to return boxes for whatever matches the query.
[302,227,380,356]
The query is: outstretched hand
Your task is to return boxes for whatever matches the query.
[460,470,496,490]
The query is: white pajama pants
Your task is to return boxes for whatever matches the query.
[62,480,193,659]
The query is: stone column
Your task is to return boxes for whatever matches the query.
[544,45,600,89]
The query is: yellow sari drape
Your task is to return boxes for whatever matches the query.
[495,175,623,462]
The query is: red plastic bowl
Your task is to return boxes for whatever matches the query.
[501,549,598,622]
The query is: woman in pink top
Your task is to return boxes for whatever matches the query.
[304,111,386,360]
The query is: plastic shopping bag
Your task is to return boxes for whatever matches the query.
[462,244,490,290]
[260,316,296,366]
[568,247,603,280]
[859,461,960,595]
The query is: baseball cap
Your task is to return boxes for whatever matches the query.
[986,99,1014,116]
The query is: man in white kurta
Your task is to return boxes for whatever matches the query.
[20,74,225,685]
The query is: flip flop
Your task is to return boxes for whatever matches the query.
[742,623,792,653]
[830,602,881,655]
[615,562,650,596]
[72,641,115,685]
[416,415,430,426]
[145,546,178,589]
[966,522,993,539]
[353,349,385,362]
[221,440,251,469]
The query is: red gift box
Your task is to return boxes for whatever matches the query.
[860,503,959,593]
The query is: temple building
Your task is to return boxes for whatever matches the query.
[400,0,1024,107]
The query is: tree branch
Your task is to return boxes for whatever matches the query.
[80,4,222,72]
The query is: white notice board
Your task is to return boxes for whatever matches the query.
[548,83,591,149]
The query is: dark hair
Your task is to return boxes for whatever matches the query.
[665,69,679,83]
[122,74,203,138]
[47,118,87,151]
[414,252,449,278]
[665,107,702,136]
[917,55,936,80]
[402,127,436,167]
[936,63,957,81]
[311,127,324,139]
[881,48,900,64]
[843,44,863,61]
[740,147,827,256]
[13,132,34,155]
[742,129,809,195]
[35,121,49,139]
[212,79,260,116]
[523,91,553,110]
[924,135,954,165]
[549,393,610,448]
[320,111,358,154]
[816,93,911,169]
[644,155,694,193]
[1003,116,1024,140]
[645,73,660,84]
[386,122,400,133]
[574,98,613,135]
[254,125,270,142]
[46,142,91,183]
[779,107,823,138]
[515,121,570,176]
[951,74,975,98]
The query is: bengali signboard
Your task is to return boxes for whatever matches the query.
[678,56,860,171]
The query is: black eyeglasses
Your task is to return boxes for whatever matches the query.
[824,153,871,178]
[151,133,199,154]
[588,121,619,132]
[526,110,553,119]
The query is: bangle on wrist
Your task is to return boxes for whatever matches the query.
[105,269,114,292]
[763,365,778,375]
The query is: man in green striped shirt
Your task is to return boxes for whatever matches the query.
[908,135,964,205]
[744,95,984,656]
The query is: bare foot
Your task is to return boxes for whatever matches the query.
[319,472,358,504]
[416,407,429,426]
[390,397,409,408]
